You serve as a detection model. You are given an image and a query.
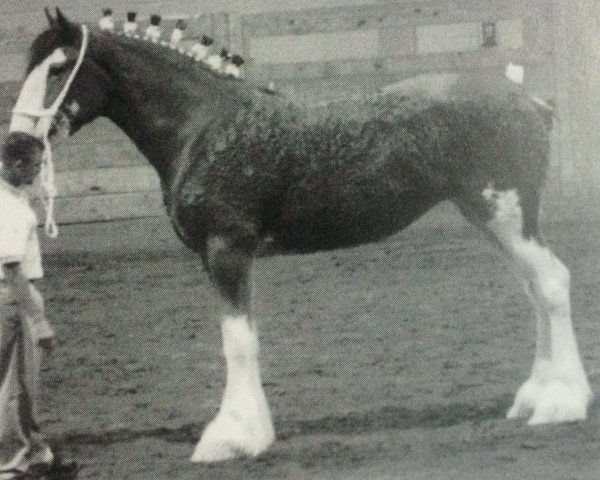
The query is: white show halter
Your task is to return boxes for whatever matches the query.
[11,24,89,238]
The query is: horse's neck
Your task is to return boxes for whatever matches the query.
[98,39,240,181]
[106,87,195,179]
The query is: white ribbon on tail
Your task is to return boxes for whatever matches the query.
[505,61,554,113]
[10,24,89,238]
[505,62,524,85]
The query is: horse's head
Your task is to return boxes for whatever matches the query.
[6,8,112,156]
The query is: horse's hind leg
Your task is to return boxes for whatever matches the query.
[191,235,274,462]
[456,186,592,424]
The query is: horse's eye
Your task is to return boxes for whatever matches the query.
[49,64,68,76]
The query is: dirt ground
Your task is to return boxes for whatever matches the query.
[31,204,600,479]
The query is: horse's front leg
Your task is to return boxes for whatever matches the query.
[191,235,274,462]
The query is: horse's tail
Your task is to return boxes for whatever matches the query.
[528,96,556,130]
[505,62,556,129]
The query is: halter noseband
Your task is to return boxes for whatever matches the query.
[11,24,89,238]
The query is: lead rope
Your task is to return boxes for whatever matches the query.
[39,124,58,238]
[12,24,89,238]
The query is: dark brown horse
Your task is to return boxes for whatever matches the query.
[3,9,591,463]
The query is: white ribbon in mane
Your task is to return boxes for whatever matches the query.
[10,24,89,238]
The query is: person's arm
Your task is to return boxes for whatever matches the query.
[28,282,55,347]
[2,261,38,316]
[2,262,55,350]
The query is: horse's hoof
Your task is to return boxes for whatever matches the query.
[508,376,592,424]
[190,439,240,463]
[190,412,274,463]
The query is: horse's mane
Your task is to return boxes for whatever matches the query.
[107,30,241,84]
[29,23,536,131]
[29,24,443,120]
[28,24,252,90]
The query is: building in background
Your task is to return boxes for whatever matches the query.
[0,0,598,222]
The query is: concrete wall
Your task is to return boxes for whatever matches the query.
[0,0,597,223]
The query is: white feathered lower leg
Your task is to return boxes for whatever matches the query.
[191,315,274,462]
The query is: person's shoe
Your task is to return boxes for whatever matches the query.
[0,445,30,478]
[0,444,53,479]
[27,444,53,467]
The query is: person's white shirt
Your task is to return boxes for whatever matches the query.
[0,177,42,280]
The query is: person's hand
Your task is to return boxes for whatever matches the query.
[38,336,56,355]
[31,318,56,355]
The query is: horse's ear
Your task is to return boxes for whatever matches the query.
[55,7,70,29]
[44,7,56,26]
[54,7,79,43]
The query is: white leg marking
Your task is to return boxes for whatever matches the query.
[484,188,592,424]
[191,315,274,462]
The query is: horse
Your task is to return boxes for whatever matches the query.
[3,8,592,463]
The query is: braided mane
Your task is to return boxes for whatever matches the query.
[109,30,242,83]
[28,23,246,86]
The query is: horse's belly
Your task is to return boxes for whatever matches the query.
[272,189,441,253]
